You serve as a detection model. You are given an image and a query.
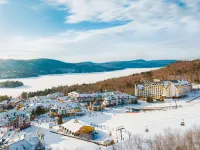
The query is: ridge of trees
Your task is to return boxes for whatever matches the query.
[17,59,200,99]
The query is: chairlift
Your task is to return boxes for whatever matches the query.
[180,119,185,126]
[145,126,149,133]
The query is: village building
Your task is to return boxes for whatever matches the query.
[68,91,138,109]
[0,100,9,111]
[68,91,98,103]
[10,98,20,106]
[0,110,30,130]
[102,92,138,107]
[135,79,192,100]
[60,119,95,140]
[89,100,104,111]
[102,96,118,107]
[47,92,64,100]
[2,133,45,150]
[49,101,84,117]
[0,99,17,111]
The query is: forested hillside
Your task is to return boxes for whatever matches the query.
[0,81,23,88]
[20,59,200,99]
[0,59,176,79]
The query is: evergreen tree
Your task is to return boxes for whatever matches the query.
[58,115,63,125]
[21,92,28,100]
[35,106,45,115]
[147,97,154,103]
[0,95,11,102]
[31,109,36,120]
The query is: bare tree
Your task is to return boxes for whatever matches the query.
[115,125,200,150]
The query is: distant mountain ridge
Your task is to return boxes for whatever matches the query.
[0,59,177,79]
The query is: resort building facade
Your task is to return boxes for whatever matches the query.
[135,80,192,100]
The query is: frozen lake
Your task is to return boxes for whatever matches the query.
[0,68,158,97]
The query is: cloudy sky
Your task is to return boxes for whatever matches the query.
[0,0,200,62]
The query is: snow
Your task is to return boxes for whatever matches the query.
[10,98,20,104]
[0,68,158,97]
[19,91,200,150]
[0,100,9,105]
[78,92,200,139]
[163,80,190,86]
[0,128,7,139]
[24,123,98,150]
[4,131,43,150]
[136,84,144,90]
[193,84,200,89]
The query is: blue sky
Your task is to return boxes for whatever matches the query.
[0,0,127,36]
[0,0,200,62]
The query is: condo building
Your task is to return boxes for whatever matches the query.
[135,79,192,100]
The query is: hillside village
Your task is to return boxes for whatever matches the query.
[0,79,200,149]
[1,0,200,149]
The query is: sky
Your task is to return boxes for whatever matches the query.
[0,0,200,62]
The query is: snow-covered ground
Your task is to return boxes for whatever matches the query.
[0,68,158,97]
[25,123,99,150]
[22,91,200,150]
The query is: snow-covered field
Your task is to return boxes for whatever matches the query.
[0,68,158,97]
[24,91,200,150]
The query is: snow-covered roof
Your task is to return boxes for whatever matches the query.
[0,127,7,139]
[104,137,113,144]
[61,119,91,133]
[177,80,190,85]
[47,92,64,99]
[0,100,9,105]
[10,98,20,103]
[192,84,200,89]
[51,101,80,109]
[136,84,144,90]
[57,96,70,101]
[6,133,40,150]
[78,93,96,98]
[164,80,190,86]
[0,110,29,126]
[68,91,80,97]
[129,95,137,99]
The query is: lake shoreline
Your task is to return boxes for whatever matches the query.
[0,67,159,80]
[0,68,159,97]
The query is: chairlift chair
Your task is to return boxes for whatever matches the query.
[145,126,149,132]
[181,121,185,126]
[180,119,185,126]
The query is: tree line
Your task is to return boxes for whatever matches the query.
[0,80,24,88]
[0,59,198,100]
[0,95,12,102]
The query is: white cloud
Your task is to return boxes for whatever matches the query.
[1,20,200,62]
[45,0,200,25]
[1,0,200,62]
